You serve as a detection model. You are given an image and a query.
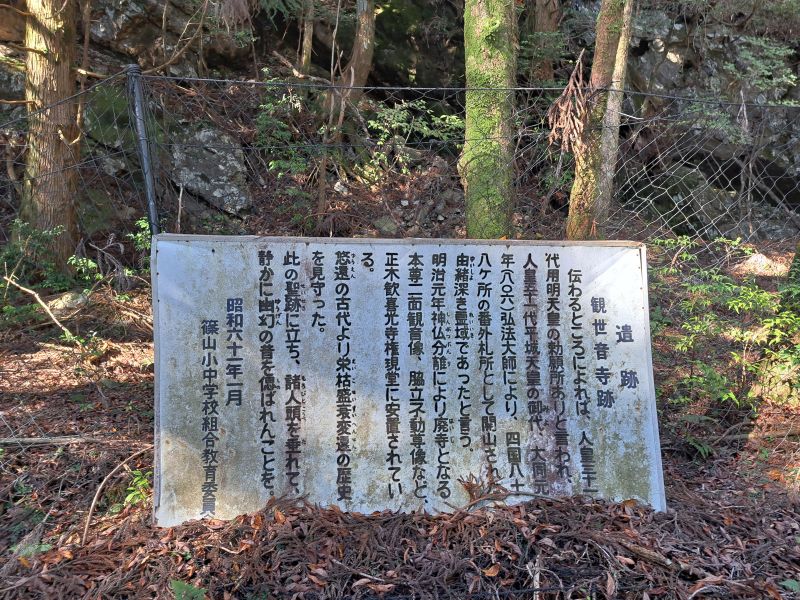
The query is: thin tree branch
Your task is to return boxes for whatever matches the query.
[270,50,332,84]
[722,429,800,442]
[143,0,208,75]
[0,435,104,446]
[2,276,75,340]
[5,42,48,57]
[82,445,153,545]
[0,2,31,17]
[73,67,105,79]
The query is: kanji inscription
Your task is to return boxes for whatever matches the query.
[153,235,665,527]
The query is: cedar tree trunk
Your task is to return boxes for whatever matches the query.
[525,0,561,82]
[300,0,314,75]
[460,0,517,239]
[566,0,633,240]
[20,0,80,268]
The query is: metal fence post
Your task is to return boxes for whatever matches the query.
[125,64,160,236]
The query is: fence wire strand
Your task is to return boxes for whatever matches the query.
[4,73,799,257]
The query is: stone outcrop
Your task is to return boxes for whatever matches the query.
[169,123,252,214]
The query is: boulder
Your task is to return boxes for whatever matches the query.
[89,0,251,73]
[77,188,138,235]
[83,85,136,149]
[623,165,800,240]
[169,123,252,214]
[47,290,90,318]
[82,84,146,178]
[626,8,800,178]
[374,215,400,236]
[617,4,800,229]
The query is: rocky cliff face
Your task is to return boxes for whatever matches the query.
[618,7,800,238]
[88,0,254,76]
[3,1,798,103]
[0,0,254,83]
[2,0,464,86]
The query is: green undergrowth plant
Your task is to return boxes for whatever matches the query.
[2,219,152,367]
[358,99,463,181]
[649,236,799,454]
[1,220,72,294]
[2,220,73,328]
[67,255,104,285]
[2,221,139,307]
[126,217,152,273]
[255,71,316,179]
[124,468,152,506]
[171,580,207,600]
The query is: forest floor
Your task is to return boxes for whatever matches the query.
[0,227,798,599]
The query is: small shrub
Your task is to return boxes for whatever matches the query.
[126,217,152,272]
[255,74,311,178]
[124,469,152,506]
[0,220,71,294]
[360,99,463,180]
[651,235,799,422]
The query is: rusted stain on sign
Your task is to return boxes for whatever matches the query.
[152,235,665,527]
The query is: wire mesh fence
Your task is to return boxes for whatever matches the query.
[3,71,800,260]
[135,74,800,244]
[2,70,800,450]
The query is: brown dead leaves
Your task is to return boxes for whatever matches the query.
[1,489,797,599]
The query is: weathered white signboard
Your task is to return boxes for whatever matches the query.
[152,234,665,527]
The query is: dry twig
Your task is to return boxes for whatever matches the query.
[2,276,75,340]
[81,445,153,546]
[0,436,104,447]
[546,49,587,155]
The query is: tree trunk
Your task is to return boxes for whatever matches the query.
[324,0,375,124]
[300,0,314,76]
[525,0,561,82]
[317,0,375,229]
[342,0,375,87]
[332,0,375,99]
[460,0,517,239]
[593,0,634,230]
[566,0,632,240]
[20,0,79,268]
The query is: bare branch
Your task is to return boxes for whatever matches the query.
[82,445,153,545]
[143,0,208,75]
[5,42,48,57]
[2,275,75,341]
[0,3,31,17]
[0,435,104,446]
